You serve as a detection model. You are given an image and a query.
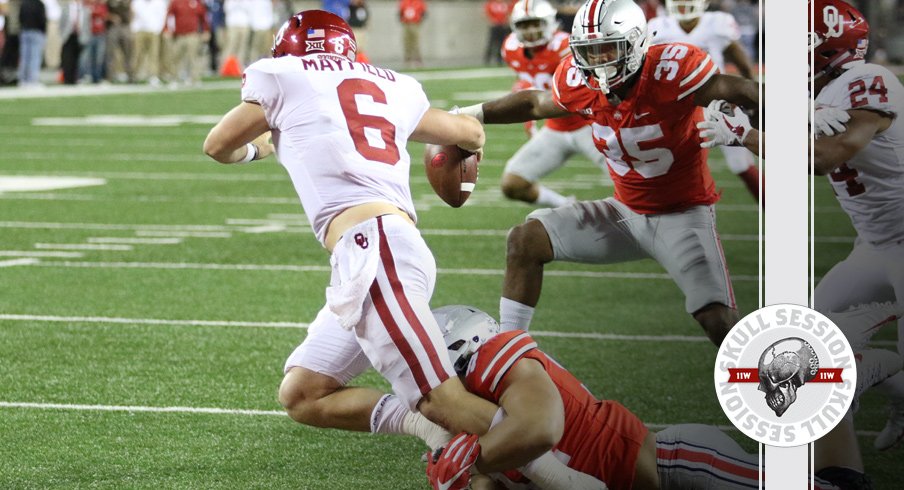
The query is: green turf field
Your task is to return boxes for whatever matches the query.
[0,71,896,488]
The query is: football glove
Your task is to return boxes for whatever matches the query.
[697,99,752,148]
[426,432,481,490]
[812,105,850,137]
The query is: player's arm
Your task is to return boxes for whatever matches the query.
[203,102,274,164]
[813,109,892,175]
[723,41,755,80]
[693,73,759,112]
[410,108,485,152]
[459,89,572,124]
[474,358,565,474]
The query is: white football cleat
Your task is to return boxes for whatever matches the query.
[855,349,904,402]
[875,400,904,451]
[824,301,903,351]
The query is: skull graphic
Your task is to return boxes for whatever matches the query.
[757,338,819,417]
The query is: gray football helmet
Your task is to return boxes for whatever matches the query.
[570,0,650,93]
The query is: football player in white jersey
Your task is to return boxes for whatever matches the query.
[808,0,904,451]
[202,9,554,471]
[649,0,761,203]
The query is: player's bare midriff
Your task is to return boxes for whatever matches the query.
[324,202,415,252]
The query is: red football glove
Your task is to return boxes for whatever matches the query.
[425,432,481,490]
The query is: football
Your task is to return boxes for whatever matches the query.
[423,144,480,208]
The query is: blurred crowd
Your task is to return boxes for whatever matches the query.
[0,0,295,87]
[0,0,766,87]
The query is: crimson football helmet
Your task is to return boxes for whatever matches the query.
[571,0,650,93]
[433,305,500,376]
[272,10,358,61]
[809,0,869,79]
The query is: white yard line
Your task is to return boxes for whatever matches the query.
[0,250,84,258]
[19,260,759,282]
[0,258,40,267]
[34,243,134,251]
[0,401,882,438]
[0,314,307,329]
[135,230,232,238]
[87,237,183,245]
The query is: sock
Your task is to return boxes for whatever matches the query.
[535,186,570,208]
[401,410,452,451]
[737,166,762,204]
[369,394,408,435]
[500,297,535,332]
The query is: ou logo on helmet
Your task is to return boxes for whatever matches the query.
[823,5,845,39]
[713,304,856,447]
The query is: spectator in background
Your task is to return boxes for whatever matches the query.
[107,0,134,82]
[57,0,81,84]
[164,0,209,86]
[130,0,165,84]
[1,0,21,85]
[398,0,424,68]
[347,0,368,59]
[79,0,108,84]
[42,0,61,71]
[248,0,273,63]
[547,0,579,31]
[0,0,9,68]
[727,0,758,62]
[205,0,223,75]
[483,0,509,65]
[637,0,663,20]
[17,0,46,86]
[322,0,349,21]
[221,0,249,70]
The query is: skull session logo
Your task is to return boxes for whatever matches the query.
[714,305,856,446]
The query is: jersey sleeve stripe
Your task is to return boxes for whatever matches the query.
[677,64,718,101]
[480,332,531,383]
[679,55,714,88]
[489,341,538,393]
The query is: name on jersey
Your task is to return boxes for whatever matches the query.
[301,56,397,82]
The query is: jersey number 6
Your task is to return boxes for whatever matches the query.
[337,78,401,165]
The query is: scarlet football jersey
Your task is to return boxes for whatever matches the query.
[465,331,648,490]
[551,43,720,213]
[502,31,588,132]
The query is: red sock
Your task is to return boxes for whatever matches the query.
[738,165,762,204]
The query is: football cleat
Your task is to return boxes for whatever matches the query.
[875,399,904,451]
[823,301,902,351]
[852,349,903,410]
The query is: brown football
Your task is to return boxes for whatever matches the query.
[423,144,480,208]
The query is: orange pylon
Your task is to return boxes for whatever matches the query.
[220,56,243,77]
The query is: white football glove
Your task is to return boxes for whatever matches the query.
[697,100,752,148]
[812,105,850,137]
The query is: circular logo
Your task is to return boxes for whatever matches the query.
[430,152,447,168]
[713,304,856,447]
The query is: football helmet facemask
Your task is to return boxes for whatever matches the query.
[665,0,709,21]
[272,9,358,61]
[809,0,869,79]
[433,305,501,377]
[510,0,559,48]
[571,0,650,93]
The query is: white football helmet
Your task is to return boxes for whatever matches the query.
[510,0,559,48]
[571,0,650,93]
[433,305,501,376]
[665,0,709,21]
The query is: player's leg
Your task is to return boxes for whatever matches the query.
[655,424,759,490]
[501,198,647,331]
[638,205,737,346]
[501,126,575,207]
[357,215,499,436]
[719,146,761,203]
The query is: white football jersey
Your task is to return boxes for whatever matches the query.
[648,12,740,70]
[816,63,904,245]
[242,54,429,245]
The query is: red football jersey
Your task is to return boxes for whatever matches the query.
[465,331,648,490]
[502,31,588,132]
[551,43,720,214]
